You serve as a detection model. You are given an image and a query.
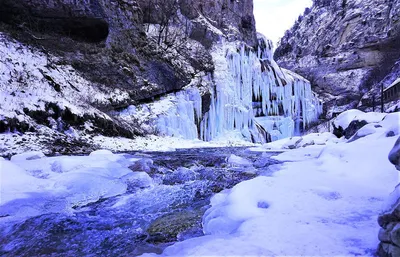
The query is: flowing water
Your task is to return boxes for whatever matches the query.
[0,147,280,256]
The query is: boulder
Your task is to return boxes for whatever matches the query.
[378,136,400,256]
[10,151,45,162]
[146,209,204,243]
[389,136,400,169]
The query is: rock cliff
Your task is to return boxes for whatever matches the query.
[0,0,323,156]
[275,0,400,117]
[0,0,257,155]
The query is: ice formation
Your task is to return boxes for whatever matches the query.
[132,36,322,143]
[156,88,202,140]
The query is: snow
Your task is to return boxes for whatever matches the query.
[380,112,400,136]
[0,150,142,219]
[121,171,153,189]
[227,154,253,167]
[249,132,341,152]
[2,111,400,255]
[90,134,255,153]
[148,112,400,256]
[10,151,46,161]
[0,33,123,125]
[387,77,400,91]
[333,109,386,130]
[387,100,400,113]
[0,160,48,207]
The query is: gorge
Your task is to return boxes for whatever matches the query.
[0,0,400,256]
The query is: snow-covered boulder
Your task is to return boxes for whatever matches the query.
[0,152,146,218]
[0,160,47,207]
[121,172,153,190]
[249,132,340,152]
[381,112,400,137]
[10,151,45,162]
[89,149,123,162]
[163,167,198,185]
[332,110,387,139]
[333,109,365,131]
[227,155,253,167]
[332,110,400,141]
[128,158,153,173]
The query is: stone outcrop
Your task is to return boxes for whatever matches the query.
[378,136,400,257]
[274,0,400,117]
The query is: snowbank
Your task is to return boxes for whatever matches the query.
[152,112,400,256]
[90,134,255,153]
[0,150,152,219]
[333,109,388,131]
[249,132,341,152]
[249,110,398,154]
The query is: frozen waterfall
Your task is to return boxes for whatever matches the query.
[129,37,322,143]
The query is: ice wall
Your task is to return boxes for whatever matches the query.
[156,88,201,139]
[134,36,322,143]
[199,36,322,142]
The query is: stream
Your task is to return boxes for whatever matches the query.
[0,147,281,256]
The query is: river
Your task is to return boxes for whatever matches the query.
[0,147,281,256]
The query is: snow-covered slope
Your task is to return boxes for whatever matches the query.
[0,33,134,134]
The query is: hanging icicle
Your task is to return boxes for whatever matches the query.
[139,35,322,143]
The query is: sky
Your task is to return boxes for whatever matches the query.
[253,0,313,48]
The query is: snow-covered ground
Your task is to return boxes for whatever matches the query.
[144,111,400,256]
[90,132,256,152]
[0,150,153,221]
[0,129,256,157]
[1,110,399,256]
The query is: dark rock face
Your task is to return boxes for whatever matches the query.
[389,136,400,169]
[0,0,145,46]
[274,0,400,116]
[333,120,368,139]
[378,136,400,257]
[0,0,111,43]
[137,0,258,47]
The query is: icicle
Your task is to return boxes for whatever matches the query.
[148,36,322,143]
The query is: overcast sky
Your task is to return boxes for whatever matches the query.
[253,0,312,48]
